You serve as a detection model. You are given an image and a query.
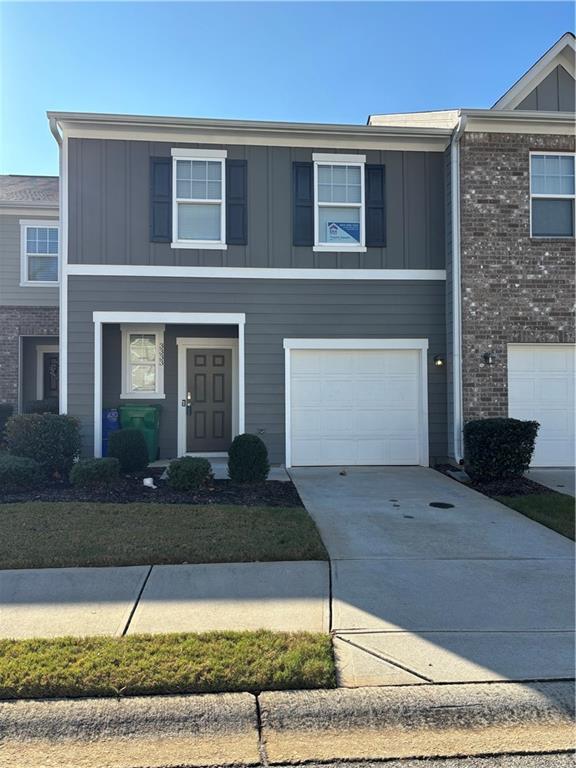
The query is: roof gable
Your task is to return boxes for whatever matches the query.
[492,32,575,111]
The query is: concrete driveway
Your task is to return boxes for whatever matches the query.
[290,467,575,687]
[526,467,575,497]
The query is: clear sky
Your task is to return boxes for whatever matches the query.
[0,1,573,176]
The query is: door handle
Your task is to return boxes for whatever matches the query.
[186,391,192,415]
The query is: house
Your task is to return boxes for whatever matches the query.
[4,33,573,468]
[0,176,60,415]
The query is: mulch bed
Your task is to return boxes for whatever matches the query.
[0,468,304,507]
[435,463,554,498]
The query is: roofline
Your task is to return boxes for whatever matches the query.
[0,200,59,211]
[462,108,575,122]
[47,110,453,139]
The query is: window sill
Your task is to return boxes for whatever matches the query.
[20,281,59,287]
[171,242,228,250]
[120,393,166,400]
[313,245,367,253]
[529,236,575,242]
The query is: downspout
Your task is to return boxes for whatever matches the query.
[450,113,466,462]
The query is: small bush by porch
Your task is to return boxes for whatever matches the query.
[0,502,328,569]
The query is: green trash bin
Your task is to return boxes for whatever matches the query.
[118,404,161,462]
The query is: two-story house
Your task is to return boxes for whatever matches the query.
[0,176,60,415]
[5,32,572,469]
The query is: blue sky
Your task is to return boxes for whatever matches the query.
[0,1,573,175]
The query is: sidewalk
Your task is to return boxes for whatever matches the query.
[0,561,329,638]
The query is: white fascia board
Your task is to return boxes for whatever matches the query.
[462,109,576,135]
[283,338,429,351]
[70,264,446,281]
[93,311,245,325]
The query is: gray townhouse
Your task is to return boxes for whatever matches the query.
[0,176,60,414]
[2,33,574,469]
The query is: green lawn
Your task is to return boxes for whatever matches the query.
[496,492,575,540]
[0,631,336,700]
[0,502,328,569]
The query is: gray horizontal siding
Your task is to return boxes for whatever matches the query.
[516,65,575,112]
[0,214,59,306]
[68,139,445,270]
[68,276,447,463]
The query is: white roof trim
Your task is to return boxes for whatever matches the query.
[492,32,575,110]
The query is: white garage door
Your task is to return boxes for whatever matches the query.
[288,348,425,466]
[508,344,575,467]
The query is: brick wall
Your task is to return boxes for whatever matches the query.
[0,306,59,409]
[459,132,575,421]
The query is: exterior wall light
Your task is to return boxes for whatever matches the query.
[483,352,495,366]
[433,355,445,367]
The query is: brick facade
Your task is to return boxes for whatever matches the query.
[0,306,59,409]
[459,131,575,421]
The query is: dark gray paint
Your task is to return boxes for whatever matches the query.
[21,336,59,409]
[68,276,447,463]
[68,139,446,270]
[516,65,575,112]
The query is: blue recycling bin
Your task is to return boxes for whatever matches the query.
[102,408,120,456]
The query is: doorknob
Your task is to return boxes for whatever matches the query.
[186,391,192,414]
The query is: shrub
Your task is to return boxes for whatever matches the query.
[0,404,13,442]
[464,418,539,482]
[25,398,59,415]
[6,414,81,477]
[69,457,121,488]
[0,455,45,492]
[108,429,149,473]
[228,433,270,483]
[167,457,213,491]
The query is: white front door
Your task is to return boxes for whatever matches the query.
[508,344,575,467]
[288,348,426,466]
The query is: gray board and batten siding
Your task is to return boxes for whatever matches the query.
[515,65,575,112]
[68,276,447,464]
[67,138,446,270]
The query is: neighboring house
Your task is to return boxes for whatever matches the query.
[28,31,574,468]
[0,176,60,415]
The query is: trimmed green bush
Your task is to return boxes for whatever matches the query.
[0,404,13,442]
[6,414,81,477]
[69,458,121,488]
[25,399,59,415]
[228,433,270,483]
[167,457,213,491]
[108,429,149,473]
[0,455,45,492]
[464,418,539,482]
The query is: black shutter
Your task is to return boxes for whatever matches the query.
[365,164,386,247]
[292,162,314,246]
[226,159,248,245]
[150,157,172,243]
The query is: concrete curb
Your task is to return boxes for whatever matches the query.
[260,680,575,762]
[1,681,573,767]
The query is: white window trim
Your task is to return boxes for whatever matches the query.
[36,345,59,400]
[20,219,60,286]
[283,338,429,469]
[529,151,576,239]
[171,149,227,250]
[313,157,366,253]
[120,324,166,400]
[176,337,240,458]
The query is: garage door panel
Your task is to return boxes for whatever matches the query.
[508,344,575,468]
[289,347,425,467]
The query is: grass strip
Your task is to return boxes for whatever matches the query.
[496,492,574,540]
[0,502,328,568]
[0,631,336,699]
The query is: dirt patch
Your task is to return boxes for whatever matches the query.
[0,469,303,507]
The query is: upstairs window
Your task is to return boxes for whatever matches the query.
[530,153,575,238]
[313,153,366,251]
[20,221,59,285]
[120,325,165,399]
[171,149,227,248]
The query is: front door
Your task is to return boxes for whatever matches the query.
[43,352,59,400]
[186,348,232,453]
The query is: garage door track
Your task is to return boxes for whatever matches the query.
[290,467,575,687]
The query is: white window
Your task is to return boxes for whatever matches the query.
[313,153,366,252]
[121,325,165,399]
[171,148,227,249]
[20,220,59,285]
[530,153,575,238]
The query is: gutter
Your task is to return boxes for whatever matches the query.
[450,112,466,463]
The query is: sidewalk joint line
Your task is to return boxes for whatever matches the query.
[254,694,269,767]
[122,565,153,636]
[335,633,434,683]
